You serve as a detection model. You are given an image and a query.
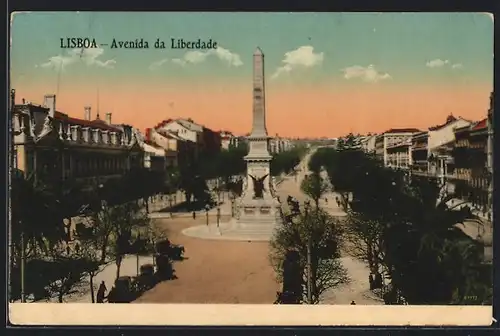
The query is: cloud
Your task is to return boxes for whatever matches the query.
[426,59,450,68]
[148,58,169,70]
[426,59,463,70]
[342,64,391,83]
[38,47,116,70]
[271,46,324,79]
[149,47,243,70]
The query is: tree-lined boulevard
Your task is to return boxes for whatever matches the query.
[9,139,492,305]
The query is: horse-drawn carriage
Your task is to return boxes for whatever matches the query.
[154,239,184,280]
[155,239,185,261]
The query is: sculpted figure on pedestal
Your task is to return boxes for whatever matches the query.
[249,174,268,198]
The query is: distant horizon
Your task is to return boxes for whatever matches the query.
[11,12,493,138]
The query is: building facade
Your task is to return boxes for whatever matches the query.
[450,119,489,208]
[375,128,421,167]
[146,127,197,168]
[12,94,143,192]
[386,138,412,169]
[410,131,429,175]
[220,131,239,150]
[269,135,293,154]
[360,134,377,153]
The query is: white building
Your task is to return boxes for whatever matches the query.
[426,115,472,182]
[375,128,421,167]
[386,138,412,169]
[142,141,167,171]
[155,118,203,144]
[360,134,377,153]
[220,130,238,150]
[269,135,292,154]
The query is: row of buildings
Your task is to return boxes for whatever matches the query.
[358,92,494,212]
[11,91,294,193]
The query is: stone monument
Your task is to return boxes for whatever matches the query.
[232,47,282,238]
[180,47,282,241]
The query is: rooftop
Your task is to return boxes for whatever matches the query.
[16,103,122,132]
[471,118,487,131]
[177,118,204,132]
[384,128,421,134]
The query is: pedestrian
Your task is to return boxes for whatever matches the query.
[324,197,328,204]
[192,211,196,220]
[96,281,107,303]
[350,300,356,305]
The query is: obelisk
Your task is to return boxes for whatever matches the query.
[245,48,272,160]
[232,47,281,240]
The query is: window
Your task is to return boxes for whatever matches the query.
[82,128,90,143]
[71,126,79,142]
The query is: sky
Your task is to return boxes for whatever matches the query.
[10,12,494,138]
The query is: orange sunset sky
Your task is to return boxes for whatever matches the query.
[11,12,493,138]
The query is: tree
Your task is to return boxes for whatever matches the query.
[11,173,66,259]
[270,207,349,303]
[74,224,106,303]
[109,201,150,281]
[44,244,93,303]
[83,200,116,264]
[164,167,180,194]
[300,173,329,208]
[383,178,486,304]
[311,147,491,305]
[270,147,305,176]
[343,213,386,284]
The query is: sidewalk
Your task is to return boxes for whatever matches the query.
[17,254,156,303]
[446,198,492,223]
[445,198,492,241]
[148,193,233,219]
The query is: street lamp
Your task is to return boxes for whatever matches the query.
[229,192,235,218]
[217,207,221,228]
[304,200,312,304]
[205,204,210,226]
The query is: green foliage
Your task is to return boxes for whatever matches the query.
[270,207,349,303]
[310,147,492,305]
[197,142,248,181]
[300,173,330,208]
[11,173,66,257]
[270,147,306,176]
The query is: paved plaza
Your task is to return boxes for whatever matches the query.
[136,216,280,304]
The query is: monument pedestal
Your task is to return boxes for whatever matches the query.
[229,47,282,240]
[233,197,281,237]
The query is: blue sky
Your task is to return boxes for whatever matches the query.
[10,12,494,85]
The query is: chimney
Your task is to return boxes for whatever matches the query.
[43,94,56,117]
[105,112,112,125]
[84,106,91,121]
